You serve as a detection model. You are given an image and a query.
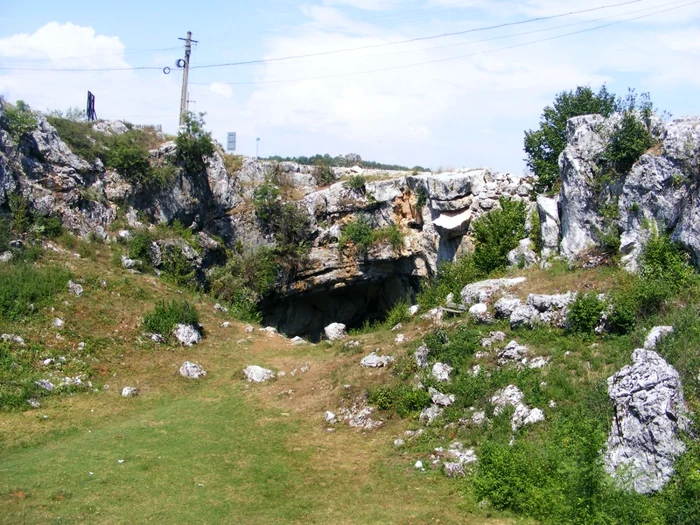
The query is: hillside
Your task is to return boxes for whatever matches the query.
[1,99,699,524]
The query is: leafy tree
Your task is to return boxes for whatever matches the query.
[472,197,527,274]
[524,85,618,194]
[2,99,37,141]
[175,111,215,175]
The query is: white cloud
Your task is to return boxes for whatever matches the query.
[210,82,233,98]
[323,0,403,11]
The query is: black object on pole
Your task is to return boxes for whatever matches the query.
[86,91,97,121]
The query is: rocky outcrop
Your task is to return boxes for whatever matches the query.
[605,346,689,494]
[558,113,700,268]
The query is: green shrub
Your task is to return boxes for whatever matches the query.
[105,132,152,184]
[339,215,375,255]
[530,209,542,254]
[253,182,281,226]
[384,299,411,328]
[32,216,63,238]
[142,299,199,338]
[8,194,32,233]
[46,116,104,162]
[2,99,37,140]
[472,197,527,275]
[161,245,198,289]
[374,224,404,253]
[345,175,367,192]
[0,218,10,251]
[175,111,215,175]
[312,160,335,186]
[414,184,428,209]
[0,264,72,321]
[416,254,482,310]
[603,111,656,174]
[128,231,153,263]
[368,384,430,417]
[567,293,605,333]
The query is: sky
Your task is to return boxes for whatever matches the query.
[1,0,700,173]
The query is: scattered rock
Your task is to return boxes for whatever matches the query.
[324,411,337,424]
[179,361,207,379]
[498,340,528,365]
[120,255,141,270]
[360,352,395,368]
[414,345,430,368]
[339,399,383,431]
[444,462,465,477]
[429,387,456,407]
[394,438,405,448]
[419,404,443,425]
[290,336,307,345]
[245,325,254,334]
[243,365,275,383]
[494,297,523,319]
[325,322,347,341]
[414,460,424,470]
[117,229,133,242]
[1,334,25,345]
[394,334,406,344]
[344,340,360,349]
[121,386,138,397]
[507,239,538,269]
[53,318,65,328]
[221,322,231,328]
[35,379,55,392]
[469,303,491,323]
[408,305,420,316]
[391,323,403,332]
[605,349,689,494]
[0,251,13,263]
[471,411,487,425]
[420,307,445,324]
[432,362,453,382]
[510,304,539,329]
[67,280,84,296]
[214,303,229,313]
[491,385,545,431]
[260,326,278,335]
[174,324,201,346]
[27,398,40,408]
[150,333,165,344]
[528,356,550,369]
[644,326,674,350]
[481,331,506,347]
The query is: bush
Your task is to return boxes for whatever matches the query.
[0,218,10,251]
[567,293,605,333]
[524,85,619,194]
[2,99,37,140]
[161,245,198,289]
[0,264,72,321]
[374,224,404,253]
[603,111,656,174]
[253,182,281,226]
[105,132,152,184]
[339,215,375,255]
[175,111,215,175]
[8,194,32,233]
[345,175,367,192]
[128,231,153,263]
[142,299,199,338]
[472,197,527,275]
[416,254,482,310]
[312,160,335,186]
[368,384,431,417]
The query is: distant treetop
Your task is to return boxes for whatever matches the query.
[264,152,428,172]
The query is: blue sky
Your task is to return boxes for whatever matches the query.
[2,0,700,173]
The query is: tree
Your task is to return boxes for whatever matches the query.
[524,85,619,195]
[2,99,37,141]
[175,111,215,175]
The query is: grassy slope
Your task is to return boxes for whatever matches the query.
[0,244,514,524]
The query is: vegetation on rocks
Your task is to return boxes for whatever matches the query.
[339,215,404,256]
[142,299,199,338]
[1,99,37,140]
[175,111,215,175]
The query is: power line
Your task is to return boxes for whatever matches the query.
[189,0,644,70]
[1,47,180,64]
[0,0,643,73]
[189,0,690,75]
[191,0,700,86]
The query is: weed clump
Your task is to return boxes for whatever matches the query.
[472,197,527,275]
[0,264,72,321]
[143,300,199,338]
[567,293,605,333]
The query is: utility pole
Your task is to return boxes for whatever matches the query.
[178,31,197,126]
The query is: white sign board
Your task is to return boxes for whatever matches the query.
[226,132,236,152]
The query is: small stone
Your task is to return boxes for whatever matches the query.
[245,325,254,334]
[528,356,550,369]
[391,323,403,332]
[429,387,456,407]
[179,361,207,379]
[27,398,40,408]
[174,324,201,346]
[644,326,674,350]
[290,336,306,346]
[394,334,406,344]
[35,379,55,392]
[121,386,138,397]
[53,318,65,328]
[408,305,420,316]
[260,326,278,334]
[118,459,125,464]
[419,404,443,425]
[221,322,231,328]
[414,345,430,368]
[243,365,275,383]
[549,400,557,408]
[324,411,337,424]
[67,280,84,297]
[150,333,165,344]
[394,438,405,447]
[325,323,347,341]
[414,460,424,470]
[214,303,229,313]
[444,462,466,477]
[360,352,395,368]
[432,362,453,382]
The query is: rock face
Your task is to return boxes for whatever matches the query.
[605,347,689,494]
[558,114,700,267]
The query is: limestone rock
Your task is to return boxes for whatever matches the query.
[360,352,395,368]
[605,349,688,493]
[644,326,674,350]
[432,362,453,382]
[481,331,506,347]
[324,323,347,341]
[179,361,207,379]
[174,324,201,346]
[510,304,539,329]
[468,303,491,323]
[537,195,560,257]
[491,385,545,432]
[244,365,275,383]
[0,251,13,263]
[408,304,420,316]
[461,277,526,305]
[419,404,443,425]
[507,239,538,269]
[121,386,138,397]
[414,345,430,368]
[429,387,456,407]
[35,379,55,392]
[67,280,84,297]
[498,340,528,366]
[494,297,522,319]
[420,307,444,324]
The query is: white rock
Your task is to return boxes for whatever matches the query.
[35,379,55,392]
[0,251,13,263]
[471,365,481,377]
[243,365,275,383]
[461,277,527,305]
[420,307,444,324]
[120,255,140,270]
[510,304,539,329]
[245,325,254,334]
[419,404,443,425]
[472,411,486,425]
[498,340,528,365]
[528,356,550,369]
[429,387,456,407]
[324,411,337,424]
[394,334,406,344]
[290,336,306,345]
[174,324,201,346]
[53,318,65,328]
[1,334,25,345]
[260,326,278,334]
[414,460,424,470]
[121,386,138,397]
[432,362,453,382]
[221,322,231,328]
[360,352,395,368]
[507,239,538,269]
[214,303,228,313]
[444,462,465,477]
[408,305,420,316]
[324,322,347,341]
[391,323,403,332]
[469,303,491,323]
[179,361,207,379]
[494,297,523,319]
[481,331,506,347]
[414,345,430,368]
[27,398,40,408]
[394,438,405,447]
[67,280,84,297]
[150,333,165,344]
[118,229,133,242]
[644,326,674,350]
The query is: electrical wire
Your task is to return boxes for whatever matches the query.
[191,0,700,86]
[190,0,644,70]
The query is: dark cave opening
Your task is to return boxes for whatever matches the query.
[261,275,422,342]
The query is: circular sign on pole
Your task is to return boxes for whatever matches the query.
[176,59,186,68]
[163,67,171,74]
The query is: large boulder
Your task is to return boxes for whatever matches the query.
[461,277,527,305]
[605,348,689,493]
[537,195,560,258]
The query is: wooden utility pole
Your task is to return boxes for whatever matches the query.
[178,31,196,126]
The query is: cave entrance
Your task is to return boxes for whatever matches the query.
[262,275,421,341]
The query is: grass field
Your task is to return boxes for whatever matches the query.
[0,244,517,524]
